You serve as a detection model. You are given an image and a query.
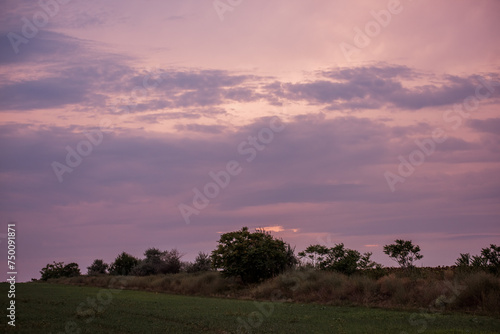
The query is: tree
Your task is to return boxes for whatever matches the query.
[62,262,81,277]
[87,259,109,275]
[383,239,423,269]
[109,252,138,275]
[211,227,297,283]
[299,244,380,275]
[455,244,500,275]
[40,261,81,280]
[159,249,182,274]
[455,253,472,267]
[130,248,182,276]
[186,252,212,273]
[298,244,329,268]
[481,244,500,274]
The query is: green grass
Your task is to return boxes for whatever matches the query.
[2,283,500,333]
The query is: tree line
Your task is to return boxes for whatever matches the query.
[40,226,500,283]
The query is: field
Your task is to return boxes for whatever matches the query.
[2,282,500,333]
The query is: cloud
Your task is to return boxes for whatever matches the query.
[0,30,83,65]
[468,118,500,135]
[175,123,226,134]
[277,65,499,111]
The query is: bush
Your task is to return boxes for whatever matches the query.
[455,244,500,275]
[298,244,381,275]
[130,248,182,276]
[161,249,182,274]
[185,252,212,273]
[87,259,109,275]
[212,227,297,283]
[40,261,81,280]
[109,252,138,275]
[451,272,500,315]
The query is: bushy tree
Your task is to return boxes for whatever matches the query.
[130,248,182,276]
[109,252,138,275]
[481,244,500,274]
[62,262,81,277]
[299,244,379,275]
[383,239,423,269]
[455,244,500,275]
[186,252,212,273]
[40,261,81,280]
[87,259,109,275]
[211,227,297,283]
[160,249,182,274]
[298,244,329,268]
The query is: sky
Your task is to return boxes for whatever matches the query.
[1,0,499,282]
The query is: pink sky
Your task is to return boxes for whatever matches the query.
[1,0,500,282]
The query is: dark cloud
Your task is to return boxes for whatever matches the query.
[175,123,226,134]
[468,118,500,135]
[0,30,83,64]
[3,35,497,114]
[135,112,201,123]
[0,76,90,110]
[277,66,499,111]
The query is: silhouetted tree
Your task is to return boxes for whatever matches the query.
[383,239,423,269]
[211,227,296,283]
[40,261,81,280]
[131,248,182,276]
[186,252,212,273]
[299,244,379,275]
[87,259,109,275]
[109,252,138,275]
[455,244,500,275]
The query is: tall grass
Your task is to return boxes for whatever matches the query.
[49,268,500,317]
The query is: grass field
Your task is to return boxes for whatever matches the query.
[2,283,500,334]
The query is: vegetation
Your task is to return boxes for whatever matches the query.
[51,268,500,317]
[383,239,423,269]
[37,229,500,322]
[211,227,297,283]
[185,252,213,273]
[8,281,500,333]
[87,259,109,275]
[131,248,182,276]
[40,261,81,280]
[298,243,380,275]
[109,252,138,275]
[456,244,500,275]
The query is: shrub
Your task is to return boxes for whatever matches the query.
[87,259,109,275]
[451,272,500,315]
[185,252,212,273]
[454,244,500,275]
[130,248,182,276]
[40,261,81,280]
[298,244,381,275]
[211,227,297,284]
[109,252,138,275]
